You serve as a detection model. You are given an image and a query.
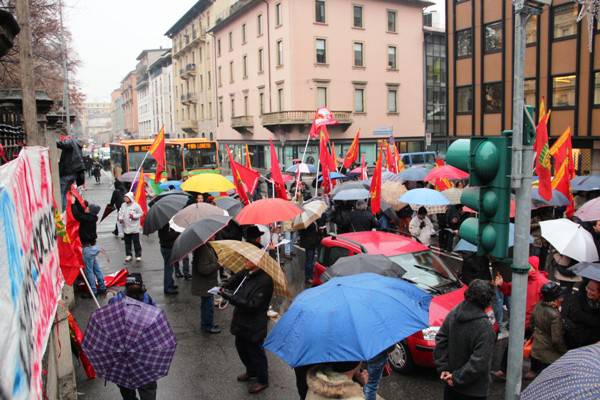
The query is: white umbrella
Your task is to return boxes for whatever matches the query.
[292,200,327,230]
[540,218,599,262]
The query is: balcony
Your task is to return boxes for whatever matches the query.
[231,115,254,134]
[180,94,188,104]
[186,63,196,75]
[179,68,188,80]
[186,92,197,103]
[181,119,198,133]
[261,110,353,133]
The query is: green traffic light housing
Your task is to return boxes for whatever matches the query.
[446,136,512,259]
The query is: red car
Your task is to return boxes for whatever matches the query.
[313,231,496,373]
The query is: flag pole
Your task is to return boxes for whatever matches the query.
[129,151,150,192]
[313,157,321,198]
[79,268,101,309]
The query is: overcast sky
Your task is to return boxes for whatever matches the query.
[66,0,444,103]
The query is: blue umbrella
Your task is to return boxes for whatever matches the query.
[399,188,450,206]
[531,188,570,207]
[287,163,317,174]
[159,180,182,191]
[317,171,346,182]
[453,223,533,252]
[264,273,431,367]
[571,175,600,192]
[361,171,397,186]
[398,167,431,181]
[332,187,370,201]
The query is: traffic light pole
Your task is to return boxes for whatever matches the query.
[505,2,542,399]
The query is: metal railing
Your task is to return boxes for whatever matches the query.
[261,110,352,125]
[0,124,25,165]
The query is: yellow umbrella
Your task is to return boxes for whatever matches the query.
[381,181,408,210]
[181,173,235,193]
[210,240,289,297]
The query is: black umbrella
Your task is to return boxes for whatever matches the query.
[143,195,189,235]
[321,254,406,282]
[215,197,244,217]
[169,215,232,263]
[148,190,191,207]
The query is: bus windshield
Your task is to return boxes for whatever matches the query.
[128,150,157,172]
[183,142,217,170]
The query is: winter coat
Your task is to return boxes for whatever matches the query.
[299,222,322,249]
[158,225,179,249]
[409,215,435,246]
[349,209,378,232]
[71,202,98,246]
[561,289,600,349]
[434,300,496,398]
[305,367,364,400]
[110,187,125,210]
[460,254,491,285]
[530,301,567,364]
[191,244,219,297]
[57,139,85,177]
[222,269,273,342]
[118,193,143,234]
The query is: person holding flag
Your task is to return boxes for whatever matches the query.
[118,191,144,263]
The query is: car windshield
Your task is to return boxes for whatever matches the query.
[388,251,460,293]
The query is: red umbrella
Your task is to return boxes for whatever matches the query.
[424,165,469,182]
[236,198,302,225]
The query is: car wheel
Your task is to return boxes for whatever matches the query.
[388,341,414,374]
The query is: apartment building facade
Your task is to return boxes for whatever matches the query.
[447,0,600,173]
[136,49,167,138]
[110,89,125,141]
[120,71,138,137]
[148,51,176,137]
[210,0,430,168]
[166,0,234,139]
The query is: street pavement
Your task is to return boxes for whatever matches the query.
[73,172,509,400]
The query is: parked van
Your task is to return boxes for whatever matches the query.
[399,151,437,168]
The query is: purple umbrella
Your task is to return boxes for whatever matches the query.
[82,296,177,389]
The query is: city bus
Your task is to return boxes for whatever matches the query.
[109,139,158,179]
[166,138,219,179]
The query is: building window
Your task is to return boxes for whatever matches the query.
[354,42,364,67]
[259,92,264,114]
[244,95,249,115]
[354,88,364,112]
[594,72,600,105]
[229,61,234,83]
[552,75,576,107]
[526,15,537,45]
[218,66,222,86]
[316,39,327,64]
[387,88,397,113]
[258,48,264,73]
[228,31,233,51]
[553,4,577,40]
[208,71,211,89]
[242,24,247,44]
[208,102,212,119]
[484,21,503,53]
[483,82,502,113]
[388,46,397,69]
[353,5,363,28]
[277,88,284,111]
[243,55,248,79]
[219,99,223,122]
[387,10,396,33]
[315,0,325,23]
[275,3,282,26]
[456,29,472,58]
[217,39,221,57]
[524,79,536,106]
[456,86,473,114]
[231,97,235,117]
[257,14,263,36]
[276,40,283,66]
[317,87,327,107]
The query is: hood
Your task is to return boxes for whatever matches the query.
[306,368,364,399]
[528,256,539,275]
[124,192,135,202]
[88,204,101,216]
[456,301,489,323]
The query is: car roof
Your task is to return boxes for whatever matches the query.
[337,231,429,256]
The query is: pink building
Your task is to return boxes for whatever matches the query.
[210,0,429,168]
[120,71,139,137]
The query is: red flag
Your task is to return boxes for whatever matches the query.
[309,107,337,139]
[385,142,396,173]
[226,145,251,205]
[245,144,253,170]
[328,140,338,172]
[434,178,453,191]
[57,193,84,285]
[534,99,553,201]
[394,146,404,172]
[370,145,383,215]
[269,139,288,199]
[360,154,368,180]
[149,127,166,183]
[550,127,575,216]
[134,169,147,226]
[343,130,360,169]
[319,132,332,194]
[234,160,260,195]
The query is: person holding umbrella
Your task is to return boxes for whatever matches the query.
[191,242,221,334]
[110,181,126,236]
[158,224,180,296]
[409,207,434,246]
[561,278,600,349]
[219,255,274,394]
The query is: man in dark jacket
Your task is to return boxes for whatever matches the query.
[158,224,179,295]
[191,243,221,334]
[57,138,85,208]
[220,262,274,394]
[298,218,325,284]
[110,181,126,236]
[72,201,106,298]
[434,279,496,400]
[561,279,600,349]
[349,200,378,232]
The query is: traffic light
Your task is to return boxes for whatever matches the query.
[446,136,512,259]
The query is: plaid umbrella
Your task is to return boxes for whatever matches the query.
[82,296,177,389]
[211,240,289,297]
[442,187,463,205]
[169,203,228,232]
[381,181,408,211]
[292,200,327,230]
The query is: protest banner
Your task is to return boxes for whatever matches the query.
[0,147,63,400]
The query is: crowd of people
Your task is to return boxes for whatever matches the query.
[69,163,600,400]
